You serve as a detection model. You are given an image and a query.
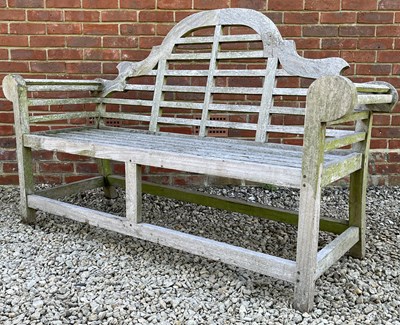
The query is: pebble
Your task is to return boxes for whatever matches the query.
[0,185,399,324]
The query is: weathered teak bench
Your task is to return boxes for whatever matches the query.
[3,9,398,311]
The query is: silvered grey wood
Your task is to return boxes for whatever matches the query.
[27,194,296,283]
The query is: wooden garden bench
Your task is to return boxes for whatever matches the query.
[3,8,398,311]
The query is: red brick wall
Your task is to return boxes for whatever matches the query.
[0,0,399,186]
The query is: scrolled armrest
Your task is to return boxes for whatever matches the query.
[306,76,358,123]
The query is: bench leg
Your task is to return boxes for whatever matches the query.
[348,117,371,259]
[348,168,367,259]
[125,161,142,224]
[97,159,118,199]
[16,146,36,224]
[293,184,322,312]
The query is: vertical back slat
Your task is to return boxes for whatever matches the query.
[149,59,167,132]
[255,57,278,142]
[199,24,222,137]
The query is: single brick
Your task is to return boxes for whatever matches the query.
[121,23,156,36]
[139,36,164,49]
[46,0,80,7]
[303,50,341,59]
[65,62,102,74]
[64,175,93,183]
[83,24,119,35]
[304,0,340,11]
[56,152,91,161]
[375,163,400,175]
[66,36,101,48]
[230,0,266,10]
[372,127,400,138]
[303,25,338,37]
[268,0,303,10]
[156,24,174,36]
[158,0,192,9]
[121,49,150,61]
[292,38,321,49]
[103,36,138,48]
[194,0,230,9]
[321,38,357,49]
[388,148,400,160]
[65,10,100,22]
[0,9,25,20]
[284,12,319,24]
[264,12,283,24]
[47,23,82,35]
[83,49,120,61]
[378,51,399,63]
[0,148,16,160]
[0,137,16,149]
[279,25,302,37]
[339,26,375,37]
[358,38,393,50]
[377,25,400,36]
[320,12,356,24]
[139,11,174,22]
[0,61,29,72]
[370,139,388,149]
[35,175,62,184]
[82,0,118,9]
[101,10,137,22]
[341,50,376,63]
[10,23,46,35]
[11,49,46,60]
[3,163,18,173]
[32,150,54,160]
[0,35,29,47]
[0,125,14,136]
[30,62,66,73]
[31,35,66,47]
[120,0,155,9]
[389,139,400,148]
[39,162,74,173]
[76,162,99,173]
[356,64,392,75]
[0,175,19,185]
[8,0,43,7]
[48,49,83,60]
[379,0,400,9]
[28,10,63,21]
[358,12,394,24]
[342,0,377,10]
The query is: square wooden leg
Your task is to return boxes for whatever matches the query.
[97,159,118,199]
[125,161,142,224]
[293,184,322,312]
[348,169,366,259]
[17,146,36,224]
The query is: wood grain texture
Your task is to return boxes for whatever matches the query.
[3,74,36,224]
[316,227,359,279]
[294,76,358,312]
[27,194,297,283]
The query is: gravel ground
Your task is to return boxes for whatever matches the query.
[0,184,399,324]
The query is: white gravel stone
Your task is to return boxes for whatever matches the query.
[0,185,399,324]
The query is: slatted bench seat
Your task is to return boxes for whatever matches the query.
[3,8,397,311]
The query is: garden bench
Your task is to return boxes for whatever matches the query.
[3,8,398,311]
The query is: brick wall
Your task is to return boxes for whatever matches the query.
[0,0,399,186]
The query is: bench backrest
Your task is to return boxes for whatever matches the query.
[103,8,349,143]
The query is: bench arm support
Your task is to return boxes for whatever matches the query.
[358,81,398,113]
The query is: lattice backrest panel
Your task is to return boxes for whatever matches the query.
[104,8,349,142]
